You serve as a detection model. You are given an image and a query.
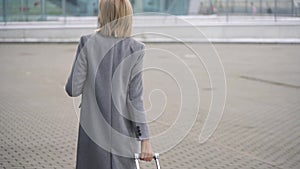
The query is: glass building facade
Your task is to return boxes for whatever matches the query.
[131,0,190,15]
[0,0,299,22]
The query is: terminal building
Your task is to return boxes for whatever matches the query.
[51,0,300,15]
[0,0,299,22]
[45,0,300,16]
[62,0,191,16]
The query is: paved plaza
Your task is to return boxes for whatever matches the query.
[0,42,300,169]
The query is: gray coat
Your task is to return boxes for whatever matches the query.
[65,33,149,169]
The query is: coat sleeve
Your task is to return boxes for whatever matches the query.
[65,36,88,97]
[128,45,150,141]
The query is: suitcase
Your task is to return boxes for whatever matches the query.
[134,153,161,169]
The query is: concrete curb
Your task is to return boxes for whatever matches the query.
[1,16,300,43]
[1,38,300,44]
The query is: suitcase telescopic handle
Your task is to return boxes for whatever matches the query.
[134,153,161,169]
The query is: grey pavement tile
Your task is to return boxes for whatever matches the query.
[0,43,300,168]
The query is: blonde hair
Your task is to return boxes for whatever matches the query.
[96,0,133,38]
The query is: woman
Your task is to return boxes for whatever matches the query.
[65,0,153,168]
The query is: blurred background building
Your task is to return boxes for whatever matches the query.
[1,0,299,43]
[0,0,299,22]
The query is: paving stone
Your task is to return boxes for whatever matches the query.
[0,43,299,169]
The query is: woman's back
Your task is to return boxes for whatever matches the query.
[65,33,149,169]
[65,0,153,168]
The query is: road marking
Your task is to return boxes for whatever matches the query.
[239,75,300,89]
